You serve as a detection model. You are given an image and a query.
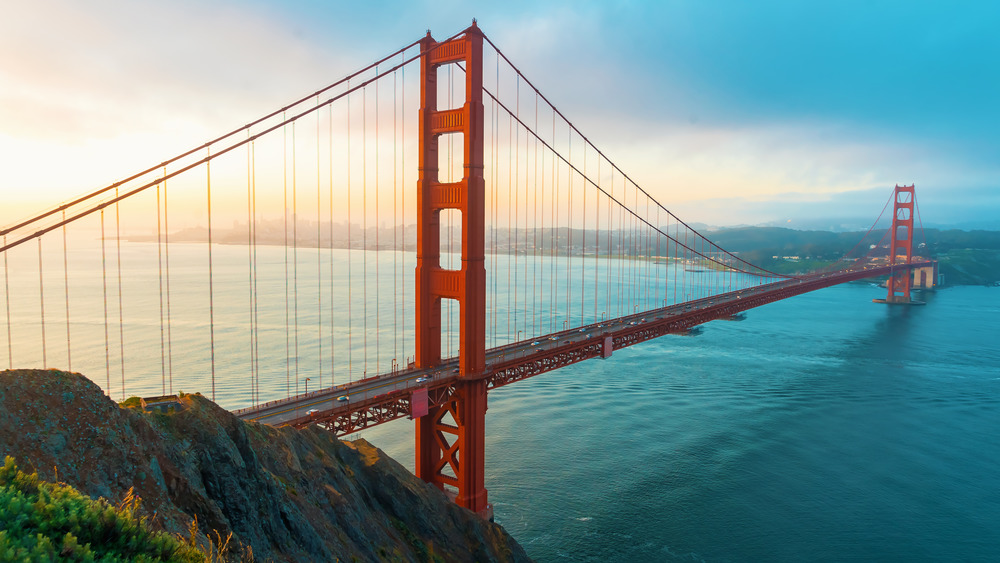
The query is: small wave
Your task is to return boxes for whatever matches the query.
[574,516,593,521]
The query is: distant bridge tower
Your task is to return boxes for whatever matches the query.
[885,184,915,303]
[413,23,490,519]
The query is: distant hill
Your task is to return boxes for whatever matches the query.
[133,221,1000,286]
[709,226,1000,285]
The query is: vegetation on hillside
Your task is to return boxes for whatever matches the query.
[0,369,530,562]
[935,249,1000,286]
[709,227,1000,284]
[0,456,203,562]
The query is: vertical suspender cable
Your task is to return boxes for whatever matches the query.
[157,184,166,394]
[656,204,661,307]
[623,177,629,315]
[547,111,554,332]
[247,138,258,405]
[2,235,10,368]
[606,168,612,319]
[618,178,625,317]
[507,90,512,341]
[630,186,636,311]
[630,181,637,312]
[284,114,291,397]
[293,122,299,394]
[582,144,586,323]
[328,105,335,386]
[672,220,678,305]
[250,146,259,403]
[393,69,398,367]
[520,77,527,337]
[491,64,499,348]
[375,68,380,372]
[317,98,323,388]
[400,60,406,360]
[646,194,652,309]
[101,211,109,393]
[114,188,125,399]
[565,129,571,327]
[551,112,557,332]
[37,238,46,368]
[363,85,368,375]
[61,211,71,372]
[525,93,532,337]
[682,228,688,302]
[164,171,173,394]
[635,185,640,310]
[595,158,600,321]
[347,86,353,382]
[513,75,519,339]
[533,93,539,337]
[648,195,654,309]
[206,150,216,402]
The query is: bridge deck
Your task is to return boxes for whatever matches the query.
[235,261,931,434]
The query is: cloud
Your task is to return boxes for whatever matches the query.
[0,0,370,214]
[0,0,359,139]
[2,0,997,230]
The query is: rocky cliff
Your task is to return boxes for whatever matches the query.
[0,369,531,562]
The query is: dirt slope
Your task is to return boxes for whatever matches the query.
[0,369,530,562]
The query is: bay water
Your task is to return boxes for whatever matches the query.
[3,241,998,560]
[362,283,1000,561]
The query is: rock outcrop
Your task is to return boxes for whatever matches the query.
[0,369,530,562]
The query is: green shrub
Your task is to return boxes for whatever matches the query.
[0,456,204,562]
[119,396,143,409]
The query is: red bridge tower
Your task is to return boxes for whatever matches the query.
[413,23,491,519]
[885,184,915,303]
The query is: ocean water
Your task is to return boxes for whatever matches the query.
[360,284,1000,562]
[3,242,998,560]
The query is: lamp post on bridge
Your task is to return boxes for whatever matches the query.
[305,378,310,395]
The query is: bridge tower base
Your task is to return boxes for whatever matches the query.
[413,23,491,519]
[876,184,919,305]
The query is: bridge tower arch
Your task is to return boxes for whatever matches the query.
[413,22,490,518]
[885,184,915,303]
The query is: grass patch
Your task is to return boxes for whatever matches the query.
[120,396,144,409]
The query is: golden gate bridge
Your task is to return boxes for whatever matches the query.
[0,22,933,520]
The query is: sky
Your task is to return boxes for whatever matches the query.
[2,0,998,230]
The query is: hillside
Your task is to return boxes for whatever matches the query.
[0,369,530,562]
[709,227,1000,284]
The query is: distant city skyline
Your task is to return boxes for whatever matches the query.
[2,0,997,229]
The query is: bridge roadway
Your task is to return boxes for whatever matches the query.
[235,261,931,434]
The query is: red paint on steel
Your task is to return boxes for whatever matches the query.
[268,261,932,437]
[411,387,429,419]
[886,185,916,303]
[413,22,490,517]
